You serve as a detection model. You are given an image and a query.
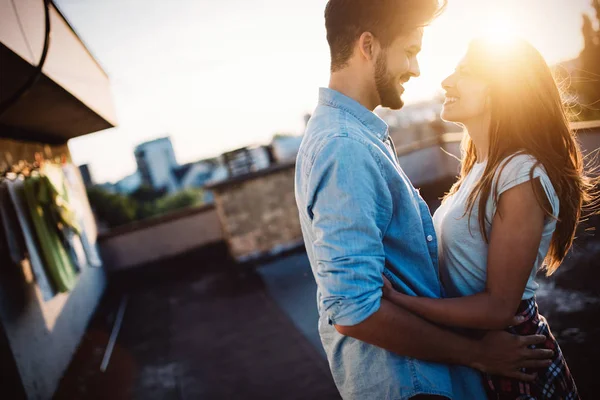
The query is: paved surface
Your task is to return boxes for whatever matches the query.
[256,252,324,358]
[55,228,600,399]
[54,245,340,400]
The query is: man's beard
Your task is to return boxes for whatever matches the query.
[375,54,404,110]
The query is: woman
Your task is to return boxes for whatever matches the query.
[383,38,594,399]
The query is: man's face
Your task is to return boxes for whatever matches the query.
[374,28,423,110]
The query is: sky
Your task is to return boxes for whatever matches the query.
[55,0,597,184]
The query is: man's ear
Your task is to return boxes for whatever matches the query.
[357,32,378,62]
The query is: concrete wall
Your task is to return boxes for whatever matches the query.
[403,123,600,188]
[0,265,106,400]
[0,138,106,400]
[99,205,224,271]
[211,163,302,262]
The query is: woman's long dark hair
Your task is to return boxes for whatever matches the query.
[444,38,598,275]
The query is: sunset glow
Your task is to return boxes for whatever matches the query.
[55,0,596,183]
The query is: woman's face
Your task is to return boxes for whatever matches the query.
[440,56,490,125]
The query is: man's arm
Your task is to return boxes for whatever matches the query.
[306,137,391,328]
[336,299,551,381]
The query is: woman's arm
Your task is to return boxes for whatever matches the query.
[384,179,548,330]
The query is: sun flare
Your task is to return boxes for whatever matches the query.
[479,17,521,46]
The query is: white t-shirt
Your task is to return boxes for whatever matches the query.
[432,153,560,300]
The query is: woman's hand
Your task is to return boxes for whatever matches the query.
[382,274,395,298]
[382,275,410,301]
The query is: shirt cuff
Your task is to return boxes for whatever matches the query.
[327,292,382,327]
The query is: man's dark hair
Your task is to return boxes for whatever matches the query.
[325,0,446,72]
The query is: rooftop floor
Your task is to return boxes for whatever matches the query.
[53,244,339,400]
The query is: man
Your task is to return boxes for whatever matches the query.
[294,1,553,399]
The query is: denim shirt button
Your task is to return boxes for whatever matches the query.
[426,235,433,242]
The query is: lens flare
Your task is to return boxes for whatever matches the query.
[479,17,521,47]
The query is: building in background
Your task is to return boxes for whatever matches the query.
[174,160,216,189]
[204,160,229,185]
[376,99,460,149]
[97,141,231,200]
[114,171,142,194]
[222,145,273,177]
[271,134,303,163]
[173,159,223,203]
[134,137,180,193]
[103,133,303,203]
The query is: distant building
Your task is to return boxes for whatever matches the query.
[114,171,142,195]
[170,158,229,204]
[206,162,229,184]
[127,139,280,201]
[222,145,273,177]
[134,137,179,193]
[174,160,216,188]
[271,134,303,162]
[376,100,459,149]
[78,164,94,187]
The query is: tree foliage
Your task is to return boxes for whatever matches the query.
[87,186,205,229]
[577,1,600,119]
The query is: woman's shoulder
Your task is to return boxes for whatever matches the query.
[494,152,558,213]
[498,152,541,170]
[495,152,548,182]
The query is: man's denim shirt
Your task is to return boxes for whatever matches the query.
[295,88,484,399]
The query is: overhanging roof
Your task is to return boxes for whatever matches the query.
[0,0,117,143]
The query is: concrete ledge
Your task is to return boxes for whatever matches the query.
[572,120,600,131]
[99,205,224,271]
[98,204,216,240]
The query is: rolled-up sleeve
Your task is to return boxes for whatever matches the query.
[306,136,393,326]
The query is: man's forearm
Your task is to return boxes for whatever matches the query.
[335,298,481,367]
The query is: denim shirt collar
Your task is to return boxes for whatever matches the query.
[318,87,389,141]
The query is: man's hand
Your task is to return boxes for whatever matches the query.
[472,330,553,381]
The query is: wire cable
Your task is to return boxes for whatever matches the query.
[9,0,35,60]
[0,0,52,119]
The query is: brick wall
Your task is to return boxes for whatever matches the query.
[211,163,302,261]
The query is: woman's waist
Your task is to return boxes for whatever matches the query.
[506,297,546,336]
